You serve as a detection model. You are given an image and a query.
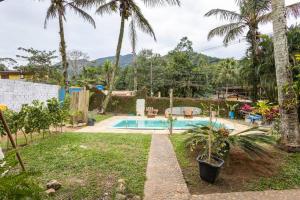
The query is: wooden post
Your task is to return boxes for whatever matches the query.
[169,89,173,135]
[0,110,26,171]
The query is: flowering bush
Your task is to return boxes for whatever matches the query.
[264,107,280,122]
[240,104,253,112]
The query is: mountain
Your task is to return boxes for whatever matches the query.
[90,54,133,67]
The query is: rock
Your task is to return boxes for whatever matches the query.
[116,179,126,194]
[45,188,56,196]
[131,195,141,200]
[115,193,126,200]
[46,180,61,190]
[116,183,126,194]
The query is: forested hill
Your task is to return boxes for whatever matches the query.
[90,54,133,67]
[90,52,221,67]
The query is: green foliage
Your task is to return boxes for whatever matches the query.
[23,101,50,134]
[89,93,243,117]
[47,98,69,131]
[0,172,42,200]
[15,47,62,84]
[185,126,275,161]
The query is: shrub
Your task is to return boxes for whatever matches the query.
[89,94,244,117]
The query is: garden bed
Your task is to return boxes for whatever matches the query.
[171,134,300,194]
[1,133,151,199]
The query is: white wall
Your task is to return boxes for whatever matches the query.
[0,80,60,111]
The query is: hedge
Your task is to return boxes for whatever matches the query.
[89,94,244,117]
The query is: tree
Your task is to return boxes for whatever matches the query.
[43,0,96,87]
[0,58,17,71]
[67,50,89,78]
[205,0,300,100]
[271,0,300,151]
[215,59,238,97]
[16,47,58,82]
[81,0,180,113]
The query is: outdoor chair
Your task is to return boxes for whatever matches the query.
[183,108,193,119]
[146,107,158,118]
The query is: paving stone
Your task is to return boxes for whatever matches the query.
[144,134,190,200]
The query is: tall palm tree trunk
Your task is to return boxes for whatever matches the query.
[102,14,125,113]
[133,52,138,92]
[272,0,300,151]
[250,27,259,101]
[59,14,68,87]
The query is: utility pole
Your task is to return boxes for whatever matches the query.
[169,89,174,135]
[150,59,153,97]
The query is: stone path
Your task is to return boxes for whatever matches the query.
[144,134,190,200]
[191,189,300,200]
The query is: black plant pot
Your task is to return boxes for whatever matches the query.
[87,118,96,126]
[197,155,224,184]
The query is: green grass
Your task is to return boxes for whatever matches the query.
[171,134,300,193]
[249,153,300,190]
[2,133,151,199]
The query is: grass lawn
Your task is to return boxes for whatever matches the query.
[2,132,151,199]
[171,134,300,194]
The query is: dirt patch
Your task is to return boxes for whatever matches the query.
[182,148,285,195]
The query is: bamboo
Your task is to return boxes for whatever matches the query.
[0,110,25,171]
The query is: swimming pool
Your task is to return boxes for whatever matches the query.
[113,119,229,130]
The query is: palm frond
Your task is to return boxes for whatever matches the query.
[74,0,108,8]
[223,24,245,44]
[141,0,180,7]
[131,3,157,41]
[67,2,96,28]
[44,3,57,28]
[129,19,137,53]
[257,12,272,24]
[95,0,118,16]
[204,9,241,22]
[286,2,300,18]
[207,22,244,42]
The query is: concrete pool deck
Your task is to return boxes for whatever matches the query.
[76,116,250,134]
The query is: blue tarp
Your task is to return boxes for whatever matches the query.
[59,87,83,103]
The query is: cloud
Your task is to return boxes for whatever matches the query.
[0,0,299,63]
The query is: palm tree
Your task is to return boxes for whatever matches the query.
[216,59,238,97]
[80,0,180,113]
[205,0,300,101]
[271,0,300,152]
[43,0,96,87]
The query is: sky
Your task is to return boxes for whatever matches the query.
[0,0,299,64]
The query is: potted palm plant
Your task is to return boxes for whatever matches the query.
[226,103,239,119]
[185,125,274,183]
[194,126,225,183]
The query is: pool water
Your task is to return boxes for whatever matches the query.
[113,119,228,130]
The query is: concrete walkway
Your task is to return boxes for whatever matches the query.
[191,189,300,200]
[144,134,190,200]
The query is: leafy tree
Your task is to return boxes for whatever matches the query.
[43,0,96,86]
[67,50,90,79]
[16,47,60,83]
[215,59,238,96]
[205,0,300,100]
[0,58,17,70]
